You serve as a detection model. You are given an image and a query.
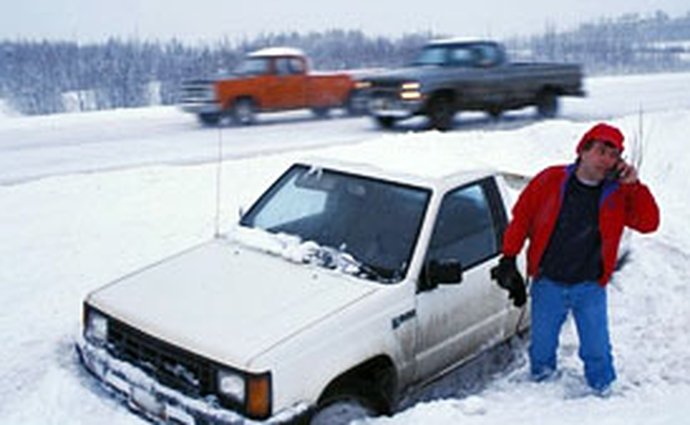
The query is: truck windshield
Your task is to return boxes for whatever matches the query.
[240,164,431,283]
[413,45,477,67]
[234,58,270,76]
[413,46,450,66]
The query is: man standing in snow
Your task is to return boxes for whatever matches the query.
[491,122,659,395]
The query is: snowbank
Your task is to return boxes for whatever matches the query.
[0,99,17,119]
[1,108,689,424]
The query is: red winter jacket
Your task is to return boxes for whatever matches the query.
[503,164,660,285]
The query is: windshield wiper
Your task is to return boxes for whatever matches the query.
[357,262,400,283]
[311,244,398,283]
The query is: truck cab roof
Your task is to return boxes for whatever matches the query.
[426,38,497,47]
[301,155,499,194]
[248,47,306,58]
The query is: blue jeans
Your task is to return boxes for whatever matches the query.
[529,277,616,391]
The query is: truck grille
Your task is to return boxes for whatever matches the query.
[370,80,404,89]
[178,80,215,103]
[106,317,216,399]
[370,89,399,101]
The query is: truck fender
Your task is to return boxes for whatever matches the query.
[316,355,398,415]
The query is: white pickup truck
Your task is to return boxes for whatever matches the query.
[77,158,528,424]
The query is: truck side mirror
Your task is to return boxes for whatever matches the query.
[425,259,463,288]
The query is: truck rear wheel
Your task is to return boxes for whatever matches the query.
[536,90,559,118]
[374,116,397,129]
[488,107,503,120]
[311,107,330,118]
[427,96,455,131]
[232,98,256,125]
[345,90,367,116]
[197,112,221,126]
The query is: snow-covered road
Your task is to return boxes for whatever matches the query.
[2,71,690,185]
[1,71,690,425]
[0,108,372,185]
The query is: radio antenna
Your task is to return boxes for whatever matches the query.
[214,125,224,238]
[630,104,645,173]
[633,105,645,172]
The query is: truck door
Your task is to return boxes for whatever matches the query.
[413,178,512,381]
[456,44,508,109]
[267,57,307,109]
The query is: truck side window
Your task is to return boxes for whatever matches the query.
[427,181,499,270]
[275,58,291,75]
[476,44,499,67]
[449,48,474,66]
[288,58,306,74]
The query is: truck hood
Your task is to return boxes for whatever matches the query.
[87,239,378,369]
[367,65,471,83]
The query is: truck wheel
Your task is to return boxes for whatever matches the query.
[536,90,559,118]
[310,396,376,425]
[488,107,503,120]
[374,116,396,129]
[232,98,256,125]
[197,113,221,126]
[345,91,367,116]
[427,96,455,131]
[311,107,330,118]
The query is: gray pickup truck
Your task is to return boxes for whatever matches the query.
[361,39,585,130]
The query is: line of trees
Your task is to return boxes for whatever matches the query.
[512,10,690,74]
[0,30,431,115]
[1,11,688,116]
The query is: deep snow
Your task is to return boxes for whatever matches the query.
[1,73,690,424]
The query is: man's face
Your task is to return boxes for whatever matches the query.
[578,140,622,182]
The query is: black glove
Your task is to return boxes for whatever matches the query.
[490,256,527,307]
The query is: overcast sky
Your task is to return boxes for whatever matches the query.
[3,0,688,43]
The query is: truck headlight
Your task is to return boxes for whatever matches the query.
[401,81,421,90]
[217,368,272,419]
[401,90,422,100]
[400,81,422,100]
[84,308,108,345]
[217,369,245,401]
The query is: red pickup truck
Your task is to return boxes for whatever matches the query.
[179,47,366,125]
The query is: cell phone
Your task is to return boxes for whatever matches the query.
[605,159,624,181]
[605,166,622,181]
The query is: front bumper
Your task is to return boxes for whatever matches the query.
[368,94,424,119]
[179,101,222,115]
[76,337,309,425]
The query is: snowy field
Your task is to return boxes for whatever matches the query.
[1,72,690,424]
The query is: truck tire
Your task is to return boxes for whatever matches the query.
[197,112,221,126]
[536,90,559,118]
[232,98,256,125]
[427,96,455,131]
[310,396,375,425]
[374,116,397,129]
[345,90,367,116]
[311,107,330,118]
[488,107,503,120]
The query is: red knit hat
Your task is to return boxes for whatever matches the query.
[576,123,624,154]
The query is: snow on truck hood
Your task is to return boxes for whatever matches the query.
[86,233,378,369]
